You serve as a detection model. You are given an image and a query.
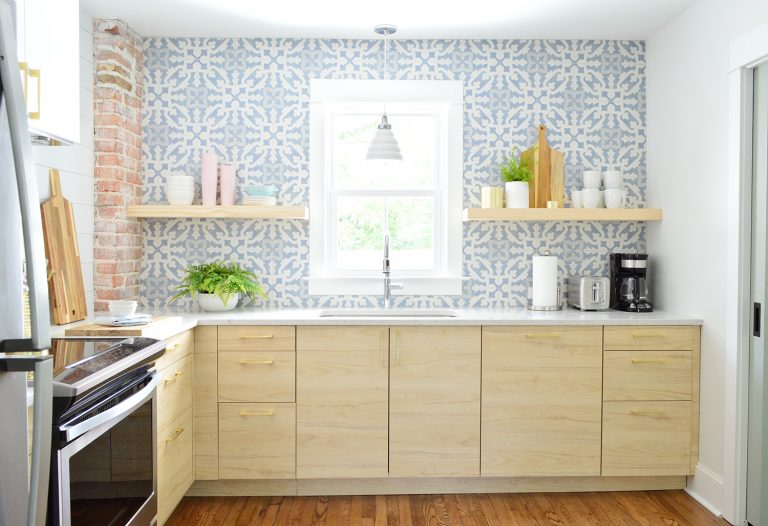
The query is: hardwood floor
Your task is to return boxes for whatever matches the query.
[165,490,728,526]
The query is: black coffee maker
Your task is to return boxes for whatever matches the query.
[609,253,653,312]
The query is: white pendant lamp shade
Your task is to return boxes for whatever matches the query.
[367,24,402,161]
[366,114,402,160]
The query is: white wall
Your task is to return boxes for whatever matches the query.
[31,9,94,316]
[646,0,768,515]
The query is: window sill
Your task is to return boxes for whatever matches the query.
[307,276,465,296]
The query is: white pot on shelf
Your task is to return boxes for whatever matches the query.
[505,181,530,208]
[197,293,239,312]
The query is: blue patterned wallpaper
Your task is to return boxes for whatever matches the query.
[140,38,646,309]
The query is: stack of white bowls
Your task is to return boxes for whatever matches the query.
[571,170,625,209]
[166,174,195,205]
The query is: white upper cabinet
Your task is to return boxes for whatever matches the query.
[14,0,80,144]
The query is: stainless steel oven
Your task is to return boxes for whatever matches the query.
[48,337,166,526]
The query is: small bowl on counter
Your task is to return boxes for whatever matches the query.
[108,300,138,317]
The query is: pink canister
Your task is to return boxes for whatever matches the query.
[201,150,218,206]
[219,163,237,206]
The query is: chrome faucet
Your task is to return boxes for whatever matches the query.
[383,234,403,309]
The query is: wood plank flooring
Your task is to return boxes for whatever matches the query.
[165,490,728,526]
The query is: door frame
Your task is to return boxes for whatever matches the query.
[725,22,768,526]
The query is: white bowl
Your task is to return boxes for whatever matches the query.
[197,293,239,312]
[166,175,194,183]
[109,300,137,317]
[167,190,195,205]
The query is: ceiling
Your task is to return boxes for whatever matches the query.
[81,0,697,39]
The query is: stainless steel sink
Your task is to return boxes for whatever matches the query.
[319,308,458,317]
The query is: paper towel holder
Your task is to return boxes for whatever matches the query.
[528,250,563,311]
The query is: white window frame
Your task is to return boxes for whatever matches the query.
[309,79,464,296]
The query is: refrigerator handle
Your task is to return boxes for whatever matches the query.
[0,0,51,351]
[29,358,52,526]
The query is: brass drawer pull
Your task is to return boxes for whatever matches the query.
[239,359,274,365]
[168,343,182,352]
[629,409,666,418]
[632,333,665,339]
[630,358,667,365]
[525,333,562,339]
[239,335,274,340]
[240,410,275,417]
[164,371,183,384]
[165,427,185,443]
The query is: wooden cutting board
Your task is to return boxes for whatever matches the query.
[41,169,87,324]
[522,125,565,208]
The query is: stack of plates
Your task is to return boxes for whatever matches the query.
[243,195,277,206]
[166,174,195,205]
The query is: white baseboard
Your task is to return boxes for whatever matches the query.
[686,463,725,519]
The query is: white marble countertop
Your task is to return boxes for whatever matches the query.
[52,307,702,340]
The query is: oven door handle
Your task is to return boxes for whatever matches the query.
[60,374,159,443]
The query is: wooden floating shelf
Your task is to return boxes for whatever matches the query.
[463,208,663,222]
[126,205,309,220]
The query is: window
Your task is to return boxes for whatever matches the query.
[309,80,463,296]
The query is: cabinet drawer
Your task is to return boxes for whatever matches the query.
[603,326,695,351]
[297,326,387,352]
[483,326,603,361]
[157,411,193,525]
[155,329,194,371]
[218,351,295,402]
[602,401,692,476]
[219,403,296,479]
[157,354,193,434]
[218,326,295,351]
[604,351,692,401]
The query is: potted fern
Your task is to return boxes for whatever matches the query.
[500,150,533,208]
[169,262,268,311]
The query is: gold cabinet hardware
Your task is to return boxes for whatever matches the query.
[239,359,274,365]
[240,410,275,417]
[525,333,562,339]
[239,335,274,340]
[630,358,667,365]
[167,343,182,353]
[379,330,384,367]
[395,329,400,365]
[629,409,666,418]
[165,427,185,443]
[632,333,664,339]
[164,371,183,384]
[27,67,40,120]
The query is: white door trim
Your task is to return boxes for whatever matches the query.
[724,21,768,526]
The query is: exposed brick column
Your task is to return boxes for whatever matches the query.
[93,19,143,312]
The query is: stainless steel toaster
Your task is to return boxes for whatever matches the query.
[567,276,610,311]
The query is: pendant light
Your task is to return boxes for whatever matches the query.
[366,24,403,161]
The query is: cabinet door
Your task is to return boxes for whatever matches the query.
[389,326,481,477]
[219,403,295,479]
[157,411,193,525]
[482,326,603,477]
[21,0,79,142]
[297,326,389,478]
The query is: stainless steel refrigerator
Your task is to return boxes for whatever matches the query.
[0,0,54,525]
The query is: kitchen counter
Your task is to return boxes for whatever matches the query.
[54,307,702,340]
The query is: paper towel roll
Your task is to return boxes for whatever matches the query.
[532,255,559,307]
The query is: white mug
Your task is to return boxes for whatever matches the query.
[571,189,583,208]
[604,189,625,208]
[583,188,601,208]
[603,170,622,190]
[583,170,601,189]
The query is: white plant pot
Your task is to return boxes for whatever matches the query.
[505,181,530,208]
[197,293,240,312]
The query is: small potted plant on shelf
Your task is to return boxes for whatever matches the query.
[500,150,533,208]
[169,262,268,311]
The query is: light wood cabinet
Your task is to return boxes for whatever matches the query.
[389,326,481,477]
[603,326,694,351]
[193,326,218,480]
[602,401,692,476]
[603,351,692,401]
[155,331,194,525]
[218,403,296,479]
[296,326,389,478]
[217,326,295,351]
[482,326,603,477]
[218,350,295,403]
